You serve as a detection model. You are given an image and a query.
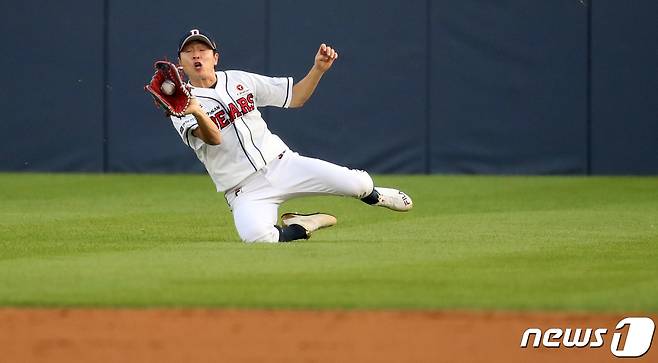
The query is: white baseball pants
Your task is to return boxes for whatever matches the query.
[224,150,374,243]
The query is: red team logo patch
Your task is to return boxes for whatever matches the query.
[236,84,244,91]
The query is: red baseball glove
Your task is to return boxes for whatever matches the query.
[145,60,191,117]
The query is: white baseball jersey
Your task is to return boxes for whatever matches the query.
[170,70,293,192]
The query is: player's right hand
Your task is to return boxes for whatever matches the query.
[314,44,338,73]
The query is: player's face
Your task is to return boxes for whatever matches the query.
[179,41,219,80]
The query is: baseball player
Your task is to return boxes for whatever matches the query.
[167,29,413,243]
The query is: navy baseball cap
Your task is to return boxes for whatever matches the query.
[178,29,217,53]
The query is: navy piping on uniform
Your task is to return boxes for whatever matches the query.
[241,119,267,164]
[195,93,258,171]
[195,95,223,103]
[185,125,194,148]
[283,77,290,107]
[222,71,267,165]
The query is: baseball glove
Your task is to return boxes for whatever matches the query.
[145,60,191,117]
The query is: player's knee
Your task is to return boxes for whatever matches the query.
[238,225,279,243]
[352,170,374,199]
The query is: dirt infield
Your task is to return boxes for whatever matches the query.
[1,309,655,363]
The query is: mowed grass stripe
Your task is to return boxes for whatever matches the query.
[0,173,656,310]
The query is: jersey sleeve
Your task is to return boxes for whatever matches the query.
[235,71,293,108]
[170,114,204,150]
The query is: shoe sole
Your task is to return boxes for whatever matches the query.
[281,212,337,229]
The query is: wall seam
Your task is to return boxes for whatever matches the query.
[102,0,110,172]
[425,0,432,174]
[263,0,271,122]
[586,0,592,175]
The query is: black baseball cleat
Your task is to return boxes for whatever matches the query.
[280,213,337,236]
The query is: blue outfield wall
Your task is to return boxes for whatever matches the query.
[590,1,658,174]
[0,1,105,171]
[430,0,588,174]
[0,0,656,175]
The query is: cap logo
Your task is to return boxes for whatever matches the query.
[179,29,217,53]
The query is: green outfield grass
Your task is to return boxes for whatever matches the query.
[0,173,656,311]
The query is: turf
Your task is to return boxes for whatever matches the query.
[0,173,656,311]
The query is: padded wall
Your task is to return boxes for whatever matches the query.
[0,1,104,171]
[1,1,655,175]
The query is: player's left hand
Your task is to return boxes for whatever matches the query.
[145,60,192,117]
[314,44,338,73]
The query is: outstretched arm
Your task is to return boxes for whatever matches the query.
[289,44,338,108]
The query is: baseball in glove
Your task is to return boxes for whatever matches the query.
[145,60,192,117]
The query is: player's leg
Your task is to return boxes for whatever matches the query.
[267,151,373,199]
[268,151,412,211]
[226,174,336,242]
[231,200,336,242]
[229,197,280,242]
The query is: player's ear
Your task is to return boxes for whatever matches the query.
[214,52,219,66]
